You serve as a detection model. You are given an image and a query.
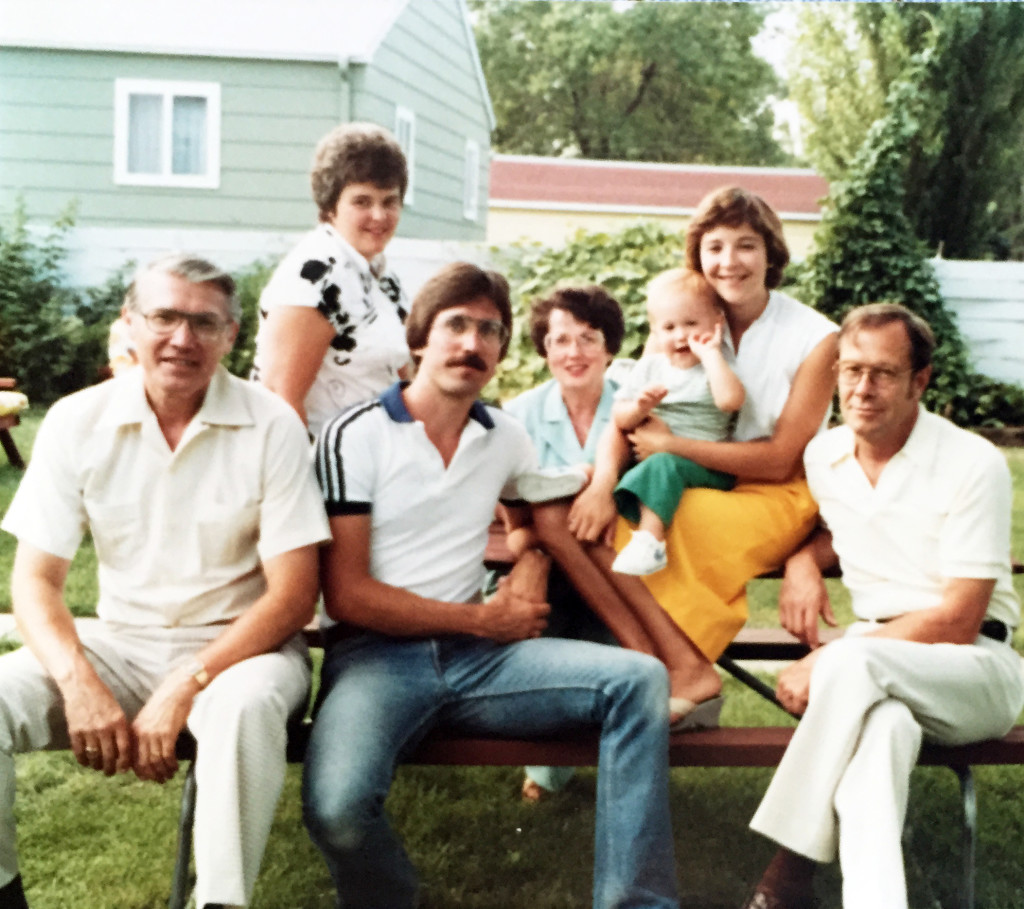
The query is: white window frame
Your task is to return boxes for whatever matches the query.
[394,106,415,206]
[463,138,480,222]
[113,78,221,189]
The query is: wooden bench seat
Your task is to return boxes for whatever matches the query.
[167,620,1024,909]
[165,537,1024,909]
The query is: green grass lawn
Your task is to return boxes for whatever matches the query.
[3,413,1024,907]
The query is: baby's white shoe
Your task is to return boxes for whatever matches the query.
[517,466,589,503]
[612,530,667,575]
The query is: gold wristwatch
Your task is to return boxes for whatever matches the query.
[183,658,210,689]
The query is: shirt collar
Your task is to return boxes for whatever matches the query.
[541,377,616,426]
[894,405,935,470]
[542,381,571,423]
[98,365,255,430]
[722,290,778,357]
[320,223,388,278]
[379,381,495,429]
[824,404,932,469]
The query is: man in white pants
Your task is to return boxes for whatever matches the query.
[742,303,1024,909]
[0,254,329,909]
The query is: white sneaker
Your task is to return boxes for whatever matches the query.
[517,466,589,503]
[612,530,667,575]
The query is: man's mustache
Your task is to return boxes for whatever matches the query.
[445,354,489,371]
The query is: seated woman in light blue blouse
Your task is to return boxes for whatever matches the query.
[502,285,626,801]
[504,286,625,472]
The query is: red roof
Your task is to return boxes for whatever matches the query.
[489,155,828,219]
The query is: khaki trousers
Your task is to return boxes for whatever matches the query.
[0,622,309,907]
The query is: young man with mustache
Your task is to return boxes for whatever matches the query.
[303,262,680,909]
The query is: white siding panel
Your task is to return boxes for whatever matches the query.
[934,258,1024,387]
[51,225,489,299]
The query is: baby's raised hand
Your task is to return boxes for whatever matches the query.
[688,320,723,360]
[636,383,668,412]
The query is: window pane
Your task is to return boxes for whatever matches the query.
[127,94,163,174]
[172,96,207,175]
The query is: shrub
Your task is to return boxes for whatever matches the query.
[0,201,126,403]
[224,258,276,378]
[794,50,1024,427]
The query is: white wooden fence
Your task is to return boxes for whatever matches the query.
[934,258,1024,389]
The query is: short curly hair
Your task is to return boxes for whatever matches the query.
[528,286,625,358]
[683,186,790,290]
[310,122,408,221]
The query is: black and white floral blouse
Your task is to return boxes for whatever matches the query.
[252,224,410,437]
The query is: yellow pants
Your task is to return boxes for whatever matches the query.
[614,476,819,661]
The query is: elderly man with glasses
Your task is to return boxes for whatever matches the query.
[741,303,1024,909]
[0,253,329,909]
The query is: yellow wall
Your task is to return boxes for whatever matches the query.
[487,206,821,259]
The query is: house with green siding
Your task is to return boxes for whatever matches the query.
[0,0,494,291]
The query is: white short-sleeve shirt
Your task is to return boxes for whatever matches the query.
[314,383,536,613]
[804,407,1019,626]
[2,367,331,627]
[252,224,410,437]
[725,290,838,442]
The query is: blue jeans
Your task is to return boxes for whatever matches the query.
[302,633,679,909]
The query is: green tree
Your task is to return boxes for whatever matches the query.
[796,54,1024,427]
[787,3,1024,258]
[471,0,788,165]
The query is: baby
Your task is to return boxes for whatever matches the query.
[611,268,744,575]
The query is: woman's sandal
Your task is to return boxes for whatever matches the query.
[668,694,724,732]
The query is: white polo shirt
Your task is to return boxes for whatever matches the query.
[315,383,536,615]
[804,407,1019,627]
[252,224,410,438]
[2,366,331,627]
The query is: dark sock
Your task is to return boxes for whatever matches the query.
[758,848,816,904]
[0,875,29,909]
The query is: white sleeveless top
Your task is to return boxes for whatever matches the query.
[725,290,838,442]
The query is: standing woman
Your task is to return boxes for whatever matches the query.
[535,186,840,721]
[252,123,410,437]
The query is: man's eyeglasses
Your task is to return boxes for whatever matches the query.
[438,313,509,346]
[544,331,605,354]
[139,308,232,341]
[837,363,912,388]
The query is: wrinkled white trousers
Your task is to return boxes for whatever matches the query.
[750,629,1024,909]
